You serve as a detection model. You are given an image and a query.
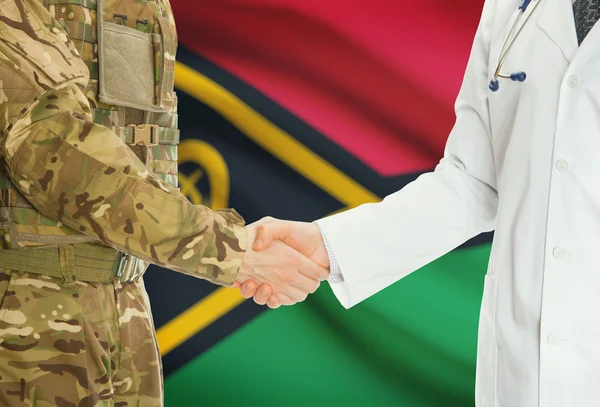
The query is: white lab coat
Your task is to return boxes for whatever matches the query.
[316,0,600,405]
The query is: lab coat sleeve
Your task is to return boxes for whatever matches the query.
[316,0,499,309]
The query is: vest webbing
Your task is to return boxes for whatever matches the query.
[0,243,121,284]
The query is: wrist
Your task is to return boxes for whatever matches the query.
[311,221,331,270]
[236,225,257,284]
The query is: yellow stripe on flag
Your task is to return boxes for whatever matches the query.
[173,61,380,208]
[157,287,246,356]
[156,62,381,356]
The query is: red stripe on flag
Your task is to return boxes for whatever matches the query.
[172,0,484,176]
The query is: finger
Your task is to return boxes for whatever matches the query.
[294,251,330,282]
[253,283,273,305]
[253,221,293,252]
[275,293,296,306]
[286,269,320,295]
[232,281,241,289]
[267,295,281,309]
[274,249,323,294]
[240,280,258,299]
[279,284,308,303]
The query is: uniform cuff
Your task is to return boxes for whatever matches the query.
[197,211,247,286]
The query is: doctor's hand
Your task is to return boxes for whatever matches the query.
[236,218,330,308]
[234,222,329,306]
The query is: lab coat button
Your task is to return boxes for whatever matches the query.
[553,246,566,260]
[556,159,569,172]
[547,334,561,345]
[567,75,579,88]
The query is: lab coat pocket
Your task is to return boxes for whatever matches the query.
[475,274,498,407]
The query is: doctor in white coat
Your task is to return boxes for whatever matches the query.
[238,0,600,405]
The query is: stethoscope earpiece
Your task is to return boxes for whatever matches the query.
[489,80,500,92]
[510,71,527,82]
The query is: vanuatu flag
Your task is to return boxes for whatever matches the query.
[142,1,491,405]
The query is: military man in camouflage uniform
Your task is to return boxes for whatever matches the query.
[0,0,328,405]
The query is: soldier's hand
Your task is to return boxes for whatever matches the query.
[234,222,329,307]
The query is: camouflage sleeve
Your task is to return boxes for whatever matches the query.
[0,0,246,286]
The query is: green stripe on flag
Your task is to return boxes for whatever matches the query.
[164,243,491,407]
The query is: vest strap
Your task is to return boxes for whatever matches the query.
[117,124,180,146]
[0,188,34,209]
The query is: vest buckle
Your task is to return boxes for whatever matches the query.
[128,124,159,146]
[112,252,147,284]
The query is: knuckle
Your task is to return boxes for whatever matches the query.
[309,269,321,281]
[256,225,267,236]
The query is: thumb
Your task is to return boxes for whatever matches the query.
[252,221,292,251]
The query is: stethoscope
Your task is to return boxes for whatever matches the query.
[489,0,543,91]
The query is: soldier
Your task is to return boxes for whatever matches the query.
[0,0,328,405]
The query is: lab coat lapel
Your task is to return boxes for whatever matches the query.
[535,0,578,61]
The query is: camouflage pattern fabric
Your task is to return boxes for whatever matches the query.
[0,1,248,405]
[0,267,162,407]
[0,0,247,286]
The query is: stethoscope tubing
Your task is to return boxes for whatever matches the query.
[490,0,543,90]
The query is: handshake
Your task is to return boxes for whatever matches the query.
[233,217,330,309]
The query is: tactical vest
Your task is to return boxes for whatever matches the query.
[0,0,179,283]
